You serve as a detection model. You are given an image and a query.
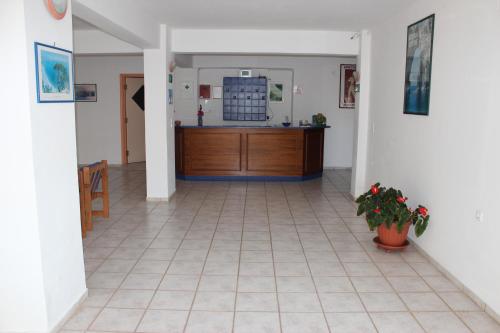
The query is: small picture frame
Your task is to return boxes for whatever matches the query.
[34,42,74,103]
[212,86,223,99]
[339,64,356,109]
[199,84,211,99]
[75,84,97,102]
[269,82,284,103]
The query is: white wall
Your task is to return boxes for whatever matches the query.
[75,55,143,165]
[1,0,86,332]
[144,25,176,200]
[366,0,500,316]
[174,55,356,168]
[171,29,359,55]
[73,29,142,55]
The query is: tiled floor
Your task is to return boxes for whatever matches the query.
[61,163,500,333]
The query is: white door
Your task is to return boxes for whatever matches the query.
[125,77,146,163]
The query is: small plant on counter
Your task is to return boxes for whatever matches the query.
[355,183,430,248]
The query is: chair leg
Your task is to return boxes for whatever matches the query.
[102,160,110,218]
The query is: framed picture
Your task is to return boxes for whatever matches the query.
[75,84,97,102]
[269,82,284,103]
[404,14,435,116]
[339,64,356,109]
[212,86,223,99]
[35,42,74,103]
[199,84,211,99]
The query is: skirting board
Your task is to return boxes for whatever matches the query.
[50,288,88,333]
[409,239,500,324]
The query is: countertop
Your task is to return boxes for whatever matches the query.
[177,125,331,129]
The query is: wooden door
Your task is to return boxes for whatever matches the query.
[125,77,145,163]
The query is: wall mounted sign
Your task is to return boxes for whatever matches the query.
[35,42,74,103]
[45,0,68,20]
[404,14,435,116]
[339,64,356,109]
[75,84,97,102]
[212,86,223,99]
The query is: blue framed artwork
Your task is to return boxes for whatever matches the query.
[34,42,74,103]
[404,14,435,116]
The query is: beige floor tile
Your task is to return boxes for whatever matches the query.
[276,276,316,292]
[388,276,431,292]
[370,312,424,333]
[192,291,236,311]
[63,307,101,330]
[438,292,481,311]
[120,273,162,290]
[158,274,200,291]
[82,289,114,307]
[90,308,144,332]
[400,292,449,311]
[278,293,322,312]
[107,289,154,309]
[319,292,365,312]
[185,311,234,333]
[236,292,278,312]
[457,311,500,333]
[71,166,500,333]
[414,312,471,333]
[234,312,280,333]
[136,309,188,333]
[326,312,377,333]
[359,293,407,312]
[150,290,195,310]
[280,313,329,333]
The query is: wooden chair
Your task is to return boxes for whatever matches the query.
[78,160,109,237]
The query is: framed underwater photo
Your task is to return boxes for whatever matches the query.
[35,42,74,103]
[404,14,435,115]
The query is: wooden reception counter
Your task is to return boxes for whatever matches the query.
[175,126,326,180]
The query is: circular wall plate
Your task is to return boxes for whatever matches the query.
[45,0,68,20]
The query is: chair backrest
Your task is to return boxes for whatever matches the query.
[80,161,107,190]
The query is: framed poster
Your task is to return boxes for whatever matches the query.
[35,42,74,103]
[199,84,211,99]
[404,14,435,116]
[339,64,356,109]
[75,84,97,102]
[269,82,284,103]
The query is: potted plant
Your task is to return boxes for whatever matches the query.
[355,183,429,248]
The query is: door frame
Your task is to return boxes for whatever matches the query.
[120,73,144,165]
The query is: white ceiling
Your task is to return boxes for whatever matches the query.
[80,0,414,31]
[72,16,97,30]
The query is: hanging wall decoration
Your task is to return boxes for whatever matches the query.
[269,82,284,103]
[404,14,435,116]
[75,84,97,102]
[35,42,74,103]
[199,84,211,99]
[45,0,68,20]
[339,64,356,109]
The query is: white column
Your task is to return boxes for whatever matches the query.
[0,1,86,332]
[144,24,176,200]
[351,30,372,197]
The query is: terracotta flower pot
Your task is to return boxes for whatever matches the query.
[377,222,411,247]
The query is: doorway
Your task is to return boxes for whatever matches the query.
[120,74,145,164]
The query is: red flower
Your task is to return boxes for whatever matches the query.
[370,185,379,195]
[373,208,381,214]
[418,207,428,217]
[396,196,407,203]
